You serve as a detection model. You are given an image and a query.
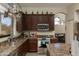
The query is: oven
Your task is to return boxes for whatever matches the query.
[38,37,50,54]
[38,38,50,48]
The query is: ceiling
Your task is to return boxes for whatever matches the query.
[18,3,73,8]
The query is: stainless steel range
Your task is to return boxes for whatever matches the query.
[38,38,50,48]
[38,37,50,54]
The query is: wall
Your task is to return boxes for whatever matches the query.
[66,3,79,56]
[67,3,79,21]
[55,25,65,33]
[12,15,21,37]
[65,21,75,55]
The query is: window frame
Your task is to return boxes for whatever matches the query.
[0,13,12,38]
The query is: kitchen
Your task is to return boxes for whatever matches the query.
[0,3,72,56]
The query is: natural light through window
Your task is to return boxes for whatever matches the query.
[1,16,12,26]
[55,17,60,25]
[55,17,64,25]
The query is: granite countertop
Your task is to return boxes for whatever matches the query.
[0,37,28,56]
[46,43,71,56]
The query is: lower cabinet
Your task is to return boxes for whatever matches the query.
[8,38,38,56]
[17,38,38,55]
[28,39,38,52]
[50,38,58,43]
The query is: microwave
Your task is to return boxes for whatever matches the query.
[37,24,49,31]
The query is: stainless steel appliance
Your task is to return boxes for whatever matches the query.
[37,24,49,31]
[38,38,50,48]
[38,37,50,54]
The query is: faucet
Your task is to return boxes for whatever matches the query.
[7,37,16,47]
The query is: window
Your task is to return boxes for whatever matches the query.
[55,17,65,25]
[1,16,12,26]
[0,14,12,35]
[55,17,60,25]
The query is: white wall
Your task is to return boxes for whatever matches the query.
[55,25,65,33]
[65,21,75,55]
[67,4,79,21]
[66,3,79,56]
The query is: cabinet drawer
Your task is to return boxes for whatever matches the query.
[29,44,38,52]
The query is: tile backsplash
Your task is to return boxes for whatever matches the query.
[25,31,55,37]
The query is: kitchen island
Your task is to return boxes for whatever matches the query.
[46,43,71,56]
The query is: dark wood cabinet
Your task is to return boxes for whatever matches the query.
[50,39,58,43]
[16,20,22,32]
[25,15,32,31]
[37,15,49,24]
[28,38,38,52]
[22,14,54,31]
[38,15,43,24]
[48,15,54,31]
[22,14,26,31]
[31,15,38,30]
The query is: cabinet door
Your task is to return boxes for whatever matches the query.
[22,14,26,31]
[29,39,38,52]
[25,15,32,30]
[29,43,37,52]
[31,15,38,31]
[16,19,22,32]
[48,15,54,31]
[38,15,43,24]
[42,15,49,24]
[37,15,49,24]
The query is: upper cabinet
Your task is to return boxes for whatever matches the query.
[48,15,54,31]
[38,15,49,24]
[31,15,38,31]
[22,14,54,31]
[25,15,32,31]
